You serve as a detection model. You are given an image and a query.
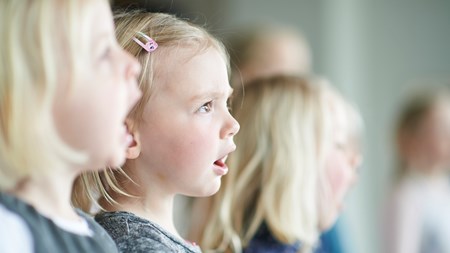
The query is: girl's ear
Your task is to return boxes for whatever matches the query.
[125,120,141,159]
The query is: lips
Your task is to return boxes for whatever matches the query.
[213,156,228,176]
[214,159,225,167]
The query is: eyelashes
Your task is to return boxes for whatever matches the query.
[196,97,233,114]
[198,101,213,113]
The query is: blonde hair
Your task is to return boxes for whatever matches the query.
[0,0,103,190]
[72,11,230,212]
[323,84,364,156]
[200,75,333,253]
[316,83,364,230]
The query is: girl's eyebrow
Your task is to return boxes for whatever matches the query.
[190,88,234,102]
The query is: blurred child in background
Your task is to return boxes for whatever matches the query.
[197,75,362,253]
[384,86,450,253]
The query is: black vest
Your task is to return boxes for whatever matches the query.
[0,193,118,253]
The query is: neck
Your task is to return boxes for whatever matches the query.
[106,162,180,238]
[10,168,79,221]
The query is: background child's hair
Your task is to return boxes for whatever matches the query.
[316,82,364,230]
[72,10,230,212]
[200,75,333,252]
[394,86,450,179]
[322,83,364,159]
[0,0,102,190]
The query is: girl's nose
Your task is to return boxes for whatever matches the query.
[126,51,141,81]
[124,51,142,105]
[222,113,240,139]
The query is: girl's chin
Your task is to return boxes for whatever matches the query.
[105,152,127,168]
[320,212,339,232]
[195,181,221,197]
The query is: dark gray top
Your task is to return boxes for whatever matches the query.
[96,211,202,253]
[0,192,118,253]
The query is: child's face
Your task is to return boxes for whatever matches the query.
[408,101,450,170]
[320,101,359,230]
[136,47,239,197]
[53,0,141,170]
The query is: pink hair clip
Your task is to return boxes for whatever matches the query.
[132,32,158,52]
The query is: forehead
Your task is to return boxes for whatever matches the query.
[327,95,350,131]
[83,1,114,43]
[154,46,229,92]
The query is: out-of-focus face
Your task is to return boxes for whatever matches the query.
[53,0,141,170]
[319,98,360,230]
[134,47,240,197]
[409,100,450,171]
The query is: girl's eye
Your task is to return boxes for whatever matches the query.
[227,99,232,112]
[198,101,212,113]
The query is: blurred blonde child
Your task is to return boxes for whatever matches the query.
[198,75,362,253]
[0,0,141,252]
[72,11,239,252]
[384,86,450,253]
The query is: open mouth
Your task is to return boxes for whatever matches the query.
[213,156,228,176]
[214,159,225,167]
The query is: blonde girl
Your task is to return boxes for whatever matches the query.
[72,11,239,253]
[199,75,362,253]
[0,0,141,252]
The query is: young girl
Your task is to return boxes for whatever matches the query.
[384,87,450,253]
[72,11,240,252]
[0,0,141,252]
[198,75,362,253]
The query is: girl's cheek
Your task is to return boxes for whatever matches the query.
[328,155,350,195]
[331,169,345,193]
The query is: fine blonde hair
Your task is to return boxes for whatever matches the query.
[0,0,103,190]
[72,10,230,212]
[200,75,333,253]
[322,84,364,158]
[317,83,364,230]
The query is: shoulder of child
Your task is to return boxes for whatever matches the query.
[95,211,202,253]
[115,236,174,252]
[0,204,33,253]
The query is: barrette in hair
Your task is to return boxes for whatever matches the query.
[133,32,158,52]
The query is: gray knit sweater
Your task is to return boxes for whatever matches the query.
[95,211,202,253]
